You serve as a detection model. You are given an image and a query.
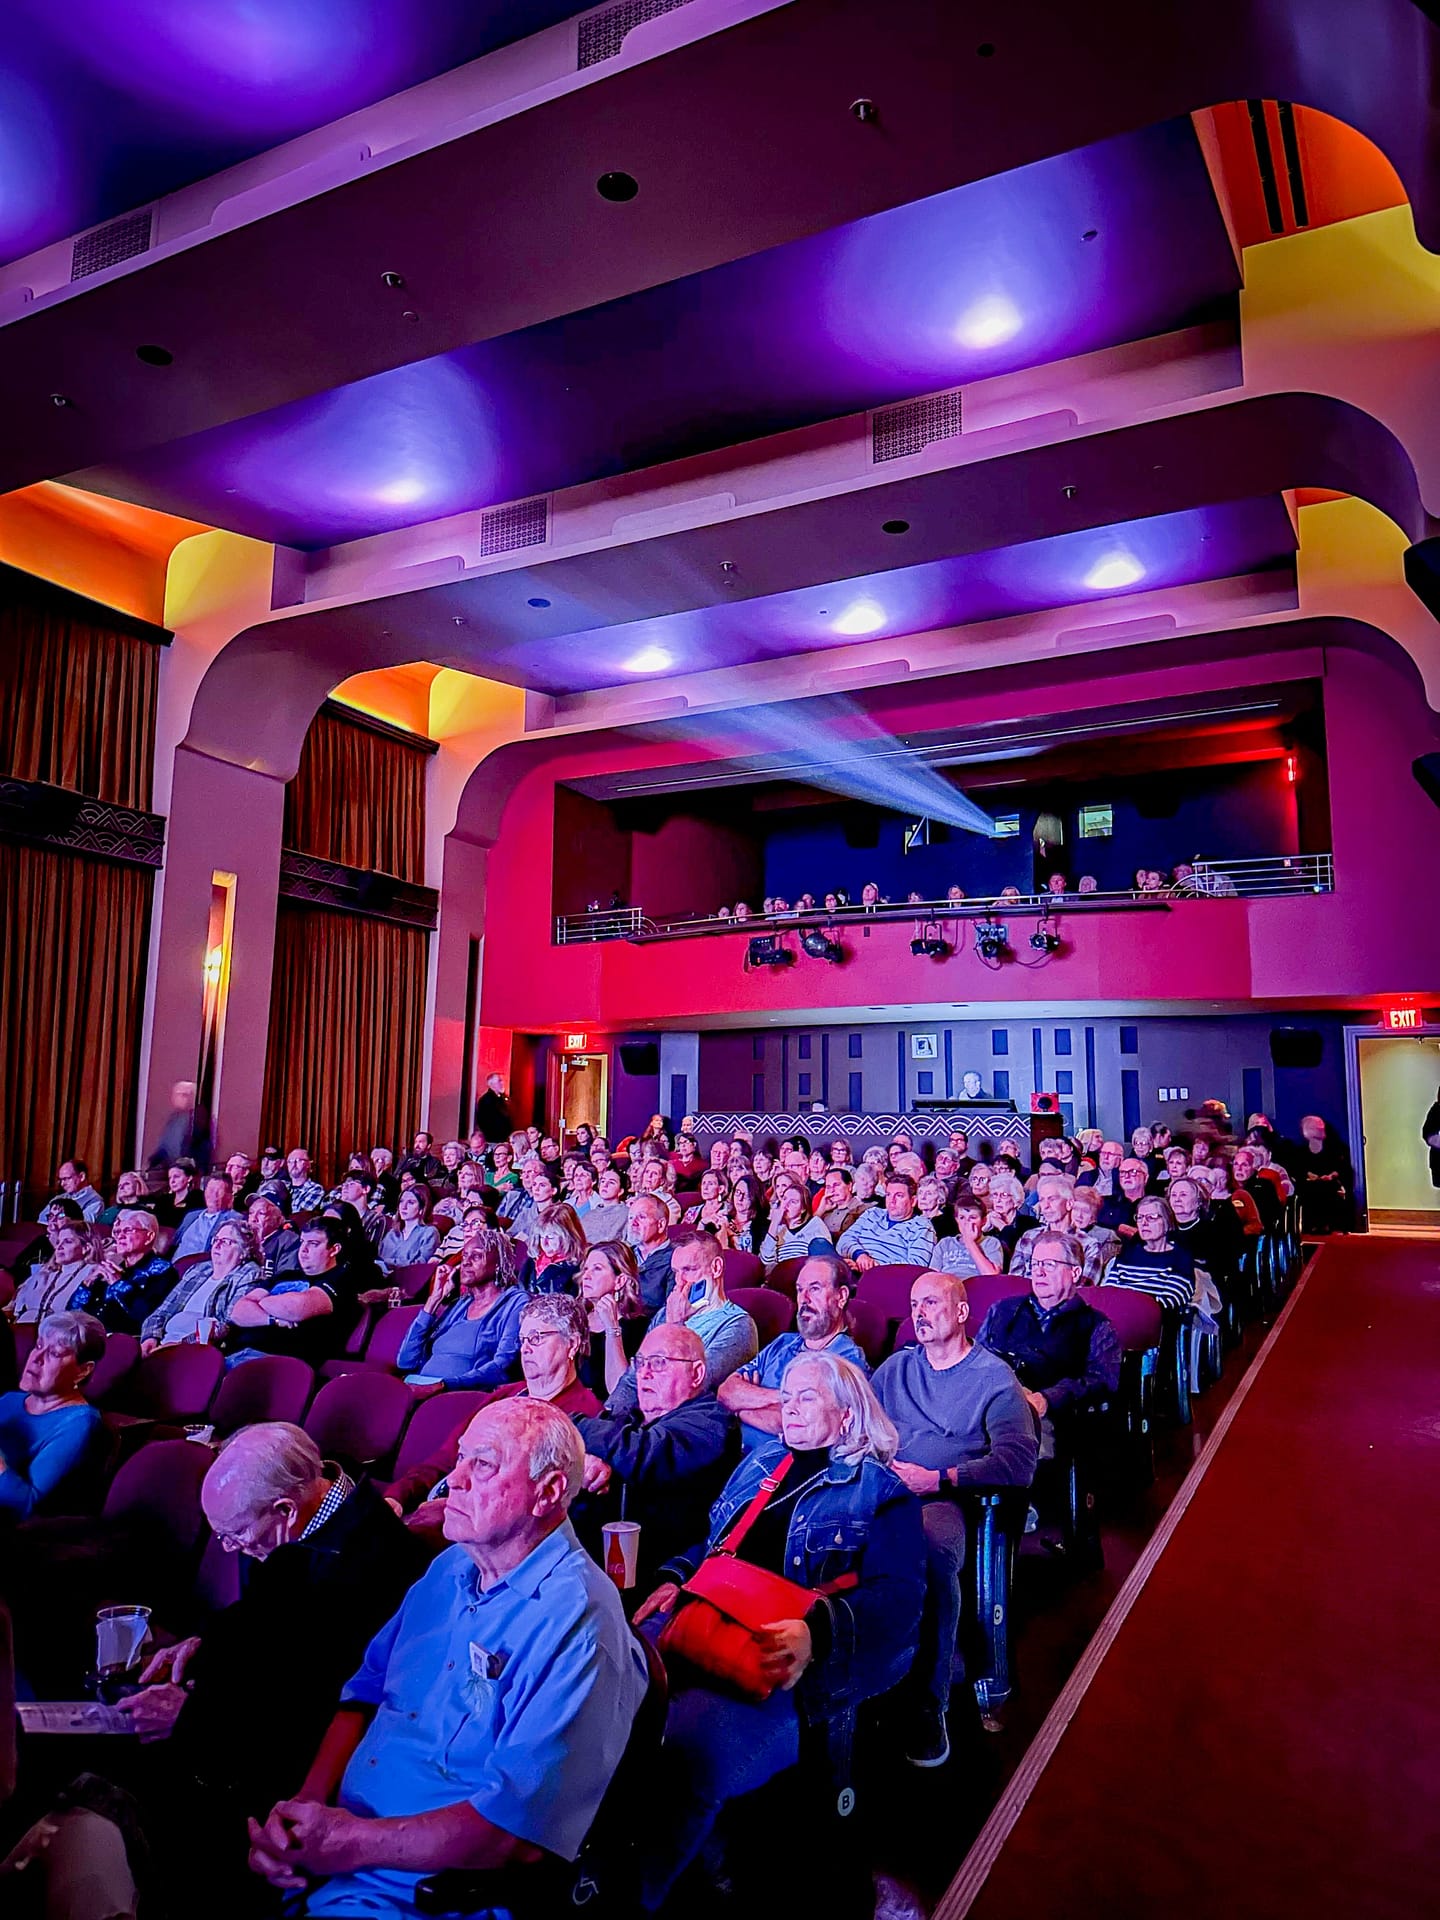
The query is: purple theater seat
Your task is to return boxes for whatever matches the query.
[764,1258,805,1301]
[117,1343,224,1423]
[101,1438,213,1557]
[845,1296,891,1368]
[1090,1285,1165,1353]
[855,1263,931,1327]
[730,1286,795,1349]
[321,1304,424,1381]
[720,1249,764,1291]
[209,1354,315,1434]
[390,1262,439,1302]
[83,1333,140,1404]
[962,1273,1031,1332]
[386,1388,493,1486]
[304,1371,416,1472]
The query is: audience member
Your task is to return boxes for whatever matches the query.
[167,1169,243,1261]
[837,1173,938,1271]
[283,1149,325,1215]
[634,1352,923,1909]
[872,1271,1037,1765]
[396,1230,525,1392]
[1067,1184,1122,1280]
[1104,1195,1197,1312]
[720,1253,868,1445]
[6,1219,105,1324]
[139,1219,263,1351]
[522,1205,586,1293]
[247,1192,302,1280]
[606,1233,758,1415]
[41,1157,106,1225]
[976,1230,1121,1436]
[723,1173,767,1255]
[580,1167,630,1244]
[760,1181,833,1268]
[1008,1174,1077,1279]
[96,1168,150,1227]
[0,1312,106,1523]
[225,1215,359,1366]
[929,1197,1004,1280]
[397,1129,446,1186]
[72,1208,178,1335]
[628,1193,676,1313]
[379,1182,439,1268]
[1297,1114,1354,1232]
[247,1400,647,1916]
[578,1241,649,1397]
[152,1158,204,1230]
[575,1323,739,1585]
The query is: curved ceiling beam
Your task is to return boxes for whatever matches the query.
[2,0,1437,494]
[181,389,1425,776]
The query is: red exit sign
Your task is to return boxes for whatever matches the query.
[562,1031,590,1052]
[1382,1004,1420,1031]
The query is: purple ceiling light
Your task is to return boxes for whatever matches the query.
[71,120,1240,548]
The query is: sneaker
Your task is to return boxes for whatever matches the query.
[906,1705,950,1768]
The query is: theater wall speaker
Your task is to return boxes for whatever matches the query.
[1269,1027,1324,1069]
[618,1041,660,1077]
[1030,1091,1060,1114]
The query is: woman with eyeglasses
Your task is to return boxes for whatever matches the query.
[140,1221,263,1352]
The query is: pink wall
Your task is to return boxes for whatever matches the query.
[465,621,1440,1033]
[627,811,763,921]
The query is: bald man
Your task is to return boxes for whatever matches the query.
[575,1323,740,1586]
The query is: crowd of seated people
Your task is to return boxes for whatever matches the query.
[0,1096,1343,1916]
[696,861,1226,924]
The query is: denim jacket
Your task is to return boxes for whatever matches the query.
[662,1439,923,1723]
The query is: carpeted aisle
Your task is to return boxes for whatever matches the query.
[941,1235,1440,1920]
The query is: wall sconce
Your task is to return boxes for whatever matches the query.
[203,944,225,986]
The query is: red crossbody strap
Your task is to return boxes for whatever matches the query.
[715,1453,793,1555]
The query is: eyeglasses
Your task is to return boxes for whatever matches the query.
[633,1355,693,1376]
[519,1329,566,1351]
[1031,1259,1079,1277]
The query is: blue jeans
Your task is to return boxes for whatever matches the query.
[915,1499,968,1709]
[638,1640,799,1910]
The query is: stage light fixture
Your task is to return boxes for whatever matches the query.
[1030,927,1062,954]
[746,936,794,969]
[911,920,950,959]
[974,920,1009,961]
[801,928,845,965]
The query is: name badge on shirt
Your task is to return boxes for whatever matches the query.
[470,1642,505,1683]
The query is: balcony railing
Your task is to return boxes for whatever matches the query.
[551,852,1334,945]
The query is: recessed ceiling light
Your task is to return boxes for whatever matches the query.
[597,171,639,202]
[882,519,910,535]
[955,295,1022,349]
[1084,554,1145,591]
[527,596,551,609]
[832,601,886,636]
[135,344,173,366]
[624,645,673,673]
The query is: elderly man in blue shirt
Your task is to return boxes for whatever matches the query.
[247,1396,648,1918]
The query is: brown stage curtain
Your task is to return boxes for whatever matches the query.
[0,841,152,1203]
[284,710,426,883]
[260,903,427,1175]
[0,568,161,808]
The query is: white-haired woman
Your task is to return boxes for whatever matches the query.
[140,1219,263,1352]
[0,1310,107,1522]
[635,1350,924,1909]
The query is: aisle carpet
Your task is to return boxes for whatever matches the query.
[943,1235,1440,1920]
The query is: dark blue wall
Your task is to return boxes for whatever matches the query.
[762,761,1297,902]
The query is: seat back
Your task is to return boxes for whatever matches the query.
[720,1249,764,1291]
[845,1295,890,1368]
[389,1387,492,1480]
[12,1323,38,1374]
[362,1304,424,1371]
[119,1342,225,1422]
[391,1262,438,1302]
[1091,1286,1164,1353]
[101,1438,213,1554]
[304,1370,416,1471]
[856,1263,931,1326]
[173,1251,209,1275]
[730,1286,795,1348]
[962,1273,1030,1332]
[83,1332,140,1403]
[894,1314,916,1349]
[209,1354,315,1433]
[764,1258,805,1300]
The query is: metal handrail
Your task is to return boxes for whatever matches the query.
[549,853,1335,944]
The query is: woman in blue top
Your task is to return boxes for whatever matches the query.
[396,1228,524,1393]
[378,1183,440,1271]
[0,1310,107,1523]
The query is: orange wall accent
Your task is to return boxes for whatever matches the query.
[1198,104,1407,253]
[0,482,208,625]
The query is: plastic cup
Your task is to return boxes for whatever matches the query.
[601,1520,641,1590]
[96,1604,151,1677]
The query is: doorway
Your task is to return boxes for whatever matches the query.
[1350,1030,1440,1228]
[556,1052,608,1143]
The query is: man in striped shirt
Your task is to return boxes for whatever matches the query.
[837,1173,937,1271]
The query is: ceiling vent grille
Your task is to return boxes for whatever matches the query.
[71,209,153,282]
[578,0,694,68]
[871,389,964,464]
[479,496,549,557]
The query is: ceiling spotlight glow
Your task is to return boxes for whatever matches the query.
[624,645,674,673]
[1084,554,1145,591]
[374,475,428,506]
[954,295,1022,350]
[832,600,886,636]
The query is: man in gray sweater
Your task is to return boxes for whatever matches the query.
[873,1269,1038,1767]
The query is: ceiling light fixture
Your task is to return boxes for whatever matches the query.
[955,295,1022,349]
[832,601,886,636]
[1084,554,1145,591]
[624,645,673,673]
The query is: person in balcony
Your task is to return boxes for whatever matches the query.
[860,881,882,911]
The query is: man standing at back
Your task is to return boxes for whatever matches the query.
[248,1399,648,1915]
[474,1071,515,1145]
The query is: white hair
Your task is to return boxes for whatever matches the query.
[212,1422,324,1511]
[116,1207,158,1242]
[782,1349,899,1466]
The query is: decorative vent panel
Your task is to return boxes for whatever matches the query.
[72,210,154,282]
[578,0,694,68]
[478,496,549,557]
[871,389,964,464]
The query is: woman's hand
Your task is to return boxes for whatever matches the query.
[424,1272,454,1314]
[591,1293,621,1337]
[755,1619,813,1690]
[118,1683,188,1742]
[633,1582,680,1625]
[140,1337,160,1356]
[138,1634,202,1686]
